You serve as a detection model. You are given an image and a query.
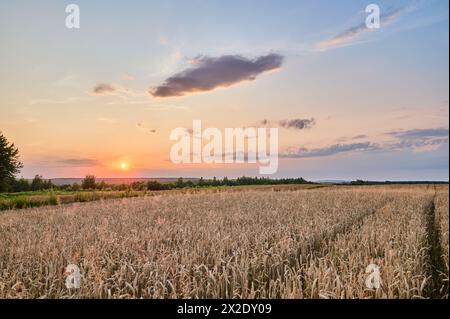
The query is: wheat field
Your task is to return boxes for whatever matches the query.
[0,185,448,299]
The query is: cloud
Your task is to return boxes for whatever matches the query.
[281,142,378,158]
[353,134,369,139]
[281,127,449,159]
[150,53,284,97]
[260,118,316,130]
[91,83,148,100]
[136,123,157,134]
[148,105,191,112]
[54,74,80,87]
[29,97,88,105]
[106,100,150,105]
[56,159,101,167]
[387,128,449,139]
[96,117,117,124]
[92,83,116,95]
[318,5,412,50]
[278,118,315,130]
[336,134,370,142]
[386,128,449,151]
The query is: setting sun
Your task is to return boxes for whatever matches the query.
[0,0,448,302]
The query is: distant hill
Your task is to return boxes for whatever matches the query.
[316,179,448,185]
[48,178,448,186]
[315,180,349,184]
[50,177,200,186]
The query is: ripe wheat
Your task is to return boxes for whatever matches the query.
[0,185,447,299]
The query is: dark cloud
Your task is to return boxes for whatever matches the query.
[279,118,315,130]
[56,159,101,166]
[92,83,116,95]
[151,54,284,97]
[281,142,378,158]
[260,118,315,130]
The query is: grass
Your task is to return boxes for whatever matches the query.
[0,190,144,210]
[0,184,326,211]
[0,184,447,299]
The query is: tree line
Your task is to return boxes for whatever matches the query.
[4,175,312,193]
[1,131,312,193]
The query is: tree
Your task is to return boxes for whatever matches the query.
[175,177,184,188]
[0,132,23,192]
[198,177,206,187]
[81,175,96,190]
[12,178,30,192]
[31,175,44,191]
[96,181,107,190]
[29,175,53,191]
[184,180,194,188]
[351,179,369,185]
[147,181,170,191]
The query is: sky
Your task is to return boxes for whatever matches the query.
[0,0,448,181]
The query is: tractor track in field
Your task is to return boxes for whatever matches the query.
[296,199,394,295]
[424,185,447,298]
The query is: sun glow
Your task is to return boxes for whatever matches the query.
[120,162,128,170]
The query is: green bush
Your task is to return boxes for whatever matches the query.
[49,189,59,206]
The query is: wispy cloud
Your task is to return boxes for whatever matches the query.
[318,5,413,50]
[91,83,147,99]
[336,134,369,142]
[281,142,377,158]
[148,105,192,112]
[386,128,449,152]
[150,53,284,98]
[106,100,150,105]
[387,128,449,139]
[54,74,80,88]
[56,158,101,167]
[281,127,449,159]
[29,97,88,105]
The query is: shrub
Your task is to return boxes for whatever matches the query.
[81,175,96,190]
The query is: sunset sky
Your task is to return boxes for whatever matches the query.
[0,0,448,181]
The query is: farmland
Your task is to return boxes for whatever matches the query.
[0,184,323,211]
[0,184,448,299]
[0,189,144,211]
